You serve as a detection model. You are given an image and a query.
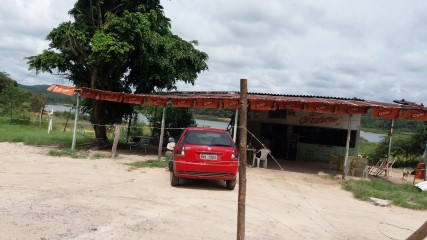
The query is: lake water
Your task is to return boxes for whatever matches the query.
[45,104,73,112]
[137,113,229,129]
[360,131,386,143]
[46,105,229,129]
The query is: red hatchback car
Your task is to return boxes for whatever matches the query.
[169,127,239,190]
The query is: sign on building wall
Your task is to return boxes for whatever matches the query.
[248,110,361,130]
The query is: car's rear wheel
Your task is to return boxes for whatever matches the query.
[168,160,173,172]
[226,179,236,190]
[170,171,180,186]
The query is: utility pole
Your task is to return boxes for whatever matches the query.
[237,79,247,240]
[424,141,427,181]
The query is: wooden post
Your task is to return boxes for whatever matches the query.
[343,114,352,179]
[39,104,45,126]
[71,95,80,151]
[407,221,427,240]
[157,107,166,160]
[63,108,72,132]
[387,119,394,162]
[111,124,122,158]
[237,79,248,240]
[424,142,427,181]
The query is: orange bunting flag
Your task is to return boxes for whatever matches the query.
[336,105,368,115]
[171,98,194,108]
[277,101,304,111]
[123,94,145,105]
[47,84,58,92]
[59,86,76,96]
[98,91,123,102]
[146,96,169,107]
[250,99,276,111]
[196,98,220,108]
[222,98,240,109]
[371,107,400,119]
[400,109,427,121]
[304,103,335,113]
[79,88,99,99]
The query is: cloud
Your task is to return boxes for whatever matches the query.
[0,0,426,105]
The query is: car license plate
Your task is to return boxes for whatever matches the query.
[200,154,217,160]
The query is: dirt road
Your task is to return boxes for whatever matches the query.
[0,142,425,239]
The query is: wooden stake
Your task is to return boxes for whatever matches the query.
[407,221,427,240]
[237,79,248,240]
[158,107,166,160]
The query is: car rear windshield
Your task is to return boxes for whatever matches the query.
[183,131,234,147]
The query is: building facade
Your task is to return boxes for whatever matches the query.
[247,109,361,162]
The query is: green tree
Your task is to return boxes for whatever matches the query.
[370,122,427,167]
[29,93,47,112]
[144,103,196,142]
[0,85,26,119]
[27,0,208,143]
[0,71,18,93]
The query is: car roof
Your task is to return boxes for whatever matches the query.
[184,127,229,133]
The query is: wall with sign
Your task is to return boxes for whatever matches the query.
[248,110,361,130]
[247,110,361,162]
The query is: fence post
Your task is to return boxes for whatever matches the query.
[111,124,122,158]
[71,94,80,151]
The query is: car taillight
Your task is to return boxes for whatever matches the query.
[175,145,185,156]
[232,149,238,161]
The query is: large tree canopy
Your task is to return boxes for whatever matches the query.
[27,0,208,142]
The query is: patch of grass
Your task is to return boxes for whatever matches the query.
[0,121,93,147]
[126,159,168,169]
[358,139,378,157]
[342,178,427,210]
[48,149,89,158]
[91,153,109,159]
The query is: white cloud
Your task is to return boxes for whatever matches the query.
[0,0,426,106]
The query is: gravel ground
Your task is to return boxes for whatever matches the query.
[0,142,425,240]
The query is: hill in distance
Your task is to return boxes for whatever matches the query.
[19,84,75,105]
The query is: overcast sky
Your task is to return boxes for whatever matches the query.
[1,0,426,105]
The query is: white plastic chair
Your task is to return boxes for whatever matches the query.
[254,149,271,168]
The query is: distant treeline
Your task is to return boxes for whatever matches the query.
[19,84,75,105]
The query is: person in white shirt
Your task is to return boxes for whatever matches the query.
[166,137,175,160]
[167,137,175,151]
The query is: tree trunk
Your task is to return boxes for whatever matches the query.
[90,68,108,147]
[92,100,108,146]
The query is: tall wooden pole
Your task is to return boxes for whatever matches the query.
[406,221,427,240]
[343,114,352,179]
[237,79,248,240]
[424,142,427,181]
[387,119,394,160]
